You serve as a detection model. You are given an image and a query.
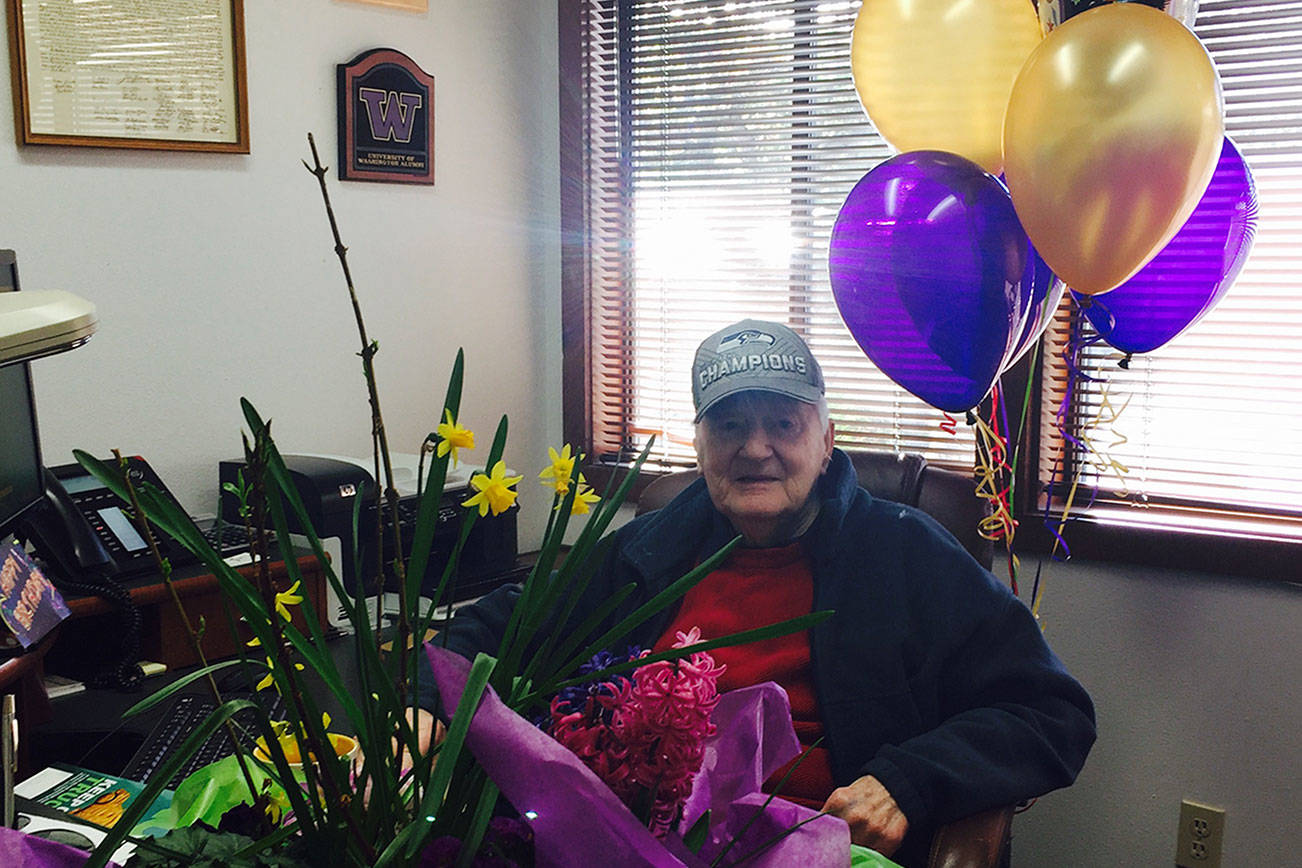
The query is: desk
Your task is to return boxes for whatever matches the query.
[1,630,57,781]
[52,555,328,674]
[31,629,362,780]
[31,555,522,778]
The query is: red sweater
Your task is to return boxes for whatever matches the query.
[654,543,833,808]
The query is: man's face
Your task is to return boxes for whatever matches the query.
[695,392,833,546]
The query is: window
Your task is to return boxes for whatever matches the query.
[561,0,977,478]
[1024,0,1302,574]
[561,0,1302,574]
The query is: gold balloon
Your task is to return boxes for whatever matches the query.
[851,0,1042,176]
[1003,3,1224,295]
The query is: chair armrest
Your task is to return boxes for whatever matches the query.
[926,804,1015,868]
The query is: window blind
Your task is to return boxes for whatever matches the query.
[1038,0,1302,542]
[577,0,977,471]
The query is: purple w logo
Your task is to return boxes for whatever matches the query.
[358,88,423,143]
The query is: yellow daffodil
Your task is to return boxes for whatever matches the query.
[262,790,284,824]
[570,476,601,515]
[539,444,577,494]
[256,657,305,692]
[436,409,475,467]
[274,580,303,621]
[462,460,523,517]
[556,473,601,515]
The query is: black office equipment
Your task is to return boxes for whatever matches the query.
[0,252,44,542]
[121,691,285,790]
[35,458,199,580]
[219,454,517,599]
[220,455,371,591]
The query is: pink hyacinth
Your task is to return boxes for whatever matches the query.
[543,627,725,837]
[611,628,725,832]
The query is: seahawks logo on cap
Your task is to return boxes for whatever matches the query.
[718,328,775,353]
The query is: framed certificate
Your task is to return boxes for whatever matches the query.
[6,0,250,152]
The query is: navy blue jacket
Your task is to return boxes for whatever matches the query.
[426,449,1095,865]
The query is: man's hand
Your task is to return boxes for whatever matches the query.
[821,774,909,856]
[358,708,445,806]
[406,707,445,764]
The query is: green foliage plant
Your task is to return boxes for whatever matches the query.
[72,134,830,868]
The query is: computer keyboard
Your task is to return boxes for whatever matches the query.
[121,691,285,790]
[200,523,272,557]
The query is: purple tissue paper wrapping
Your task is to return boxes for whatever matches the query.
[426,643,850,868]
[0,823,121,868]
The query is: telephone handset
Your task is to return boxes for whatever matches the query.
[25,456,197,581]
[27,466,113,580]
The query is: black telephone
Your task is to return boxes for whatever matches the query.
[14,456,198,689]
[22,456,197,582]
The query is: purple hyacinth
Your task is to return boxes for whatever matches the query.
[546,646,644,726]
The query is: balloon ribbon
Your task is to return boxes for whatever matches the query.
[971,386,1020,594]
[1032,310,1133,619]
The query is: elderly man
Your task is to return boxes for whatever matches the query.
[422,319,1095,866]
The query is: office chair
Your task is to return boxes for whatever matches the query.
[635,450,1012,868]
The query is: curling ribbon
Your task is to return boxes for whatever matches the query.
[970,393,1020,594]
[990,384,1022,593]
[939,412,959,435]
[1077,383,1132,493]
[1033,308,1134,619]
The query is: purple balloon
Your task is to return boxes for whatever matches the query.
[830,151,1030,413]
[1079,137,1257,355]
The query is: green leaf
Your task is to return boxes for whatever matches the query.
[515,576,634,702]
[453,779,501,868]
[507,439,653,684]
[376,652,497,867]
[124,825,309,867]
[122,660,248,717]
[683,808,712,854]
[405,348,463,597]
[540,535,742,689]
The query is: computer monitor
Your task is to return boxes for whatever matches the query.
[0,251,45,541]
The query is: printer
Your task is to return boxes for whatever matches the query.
[218,453,518,605]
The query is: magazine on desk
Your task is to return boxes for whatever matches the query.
[15,762,171,830]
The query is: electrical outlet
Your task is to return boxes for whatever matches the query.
[1175,799,1225,868]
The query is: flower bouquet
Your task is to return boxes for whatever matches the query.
[0,135,847,868]
[424,640,852,867]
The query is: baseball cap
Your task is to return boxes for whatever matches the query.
[691,319,825,422]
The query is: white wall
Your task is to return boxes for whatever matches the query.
[1013,559,1301,867]
[3,0,562,547]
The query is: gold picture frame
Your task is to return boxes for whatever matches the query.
[341,0,428,12]
[6,0,250,152]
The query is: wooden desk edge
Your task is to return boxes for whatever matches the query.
[63,555,323,619]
